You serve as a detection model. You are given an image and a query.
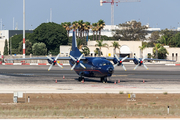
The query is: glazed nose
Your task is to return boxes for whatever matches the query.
[108,67,114,74]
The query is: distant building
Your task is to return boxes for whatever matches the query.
[0,30,33,55]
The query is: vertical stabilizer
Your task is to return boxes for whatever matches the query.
[70,30,81,57]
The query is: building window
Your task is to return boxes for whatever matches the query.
[172,53,174,60]
[176,53,178,61]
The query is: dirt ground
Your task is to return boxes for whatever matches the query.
[0,93,180,118]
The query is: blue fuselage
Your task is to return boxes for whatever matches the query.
[69,57,114,78]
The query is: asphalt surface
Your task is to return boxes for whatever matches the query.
[1,64,180,93]
[0,64,179,84]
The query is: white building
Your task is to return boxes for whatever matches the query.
[0,30,33,55]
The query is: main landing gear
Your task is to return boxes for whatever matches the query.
[101,77,107,83]
[78,76,84,82]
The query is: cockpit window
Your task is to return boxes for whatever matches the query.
[99,62,111,66]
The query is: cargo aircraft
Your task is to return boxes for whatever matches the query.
[7,31,175,83]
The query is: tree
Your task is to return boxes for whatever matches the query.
[139,44,146,58]
[10,33,32,54]
[71,21,79,37]
[169,32,180,47]
[91,23,97,40]
[113,20,148,41]
[153,43,168,59]
[61,22,71,38]
[95,39,108,56]
[76,38,84,49]
[18,40,32,55]
[81,46,90,56]
[94,48,103,56]
[149,31,160,42]
[77,20,84,39]
[32,42,47,55]
[3,39,8,55]
[97,19,105,40]
[111,41,120,55]
[159,28,175,46]
[29,22,68,55]
[84,22,91,39]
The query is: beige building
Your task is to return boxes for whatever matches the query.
[60,40,180,62]
[87,40,142,58]
[143,46,180,62]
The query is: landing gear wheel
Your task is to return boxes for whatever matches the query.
[101,77,107,83]
[78,77,84,82]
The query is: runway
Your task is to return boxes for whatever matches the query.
[0,64,180,93]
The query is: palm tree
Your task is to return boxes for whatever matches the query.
[139,44,146,58]
[95,39,108,56]
[95,24,99,41]
[111,41,120,55]
[76,38,83,49]
[84,22,91,38]
[153,43,159,59]
[97,19,105,40]
[71,21,79,37]
[78,20,84,39]
[91,23,97,40]
[61,22,71,38]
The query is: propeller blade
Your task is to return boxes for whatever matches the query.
[142,56,147,62]
[78,54,84,61]
[142,63,148,70]
[57,63,63,68]
[121,64,127,71]
[114,54,120,61]
[114,63,118,68]
[134,55,140,61]
[121,56,128,62]
[71,63,77,70]
[48,64,53,71]
[55,54,60,61]
[80,63,86,69]
[133,64,139,70]
[46,56,53,61]
[69,55,77,61]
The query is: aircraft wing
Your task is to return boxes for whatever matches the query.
[105,57,175,62]
[6,57,86,61]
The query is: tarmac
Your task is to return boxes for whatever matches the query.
[0,64,180,93]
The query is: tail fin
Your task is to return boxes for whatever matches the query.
[70,30,82,57]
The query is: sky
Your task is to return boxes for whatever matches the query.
[0,0,180,30]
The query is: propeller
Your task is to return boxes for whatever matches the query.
[133,56,148,70]
[114,54,128,71]
[46,54,63,71]
[69,54,86,70]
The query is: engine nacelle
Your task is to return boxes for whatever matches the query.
[113,58,118,65]
[47,57,55,64]
[133,58,139,65]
